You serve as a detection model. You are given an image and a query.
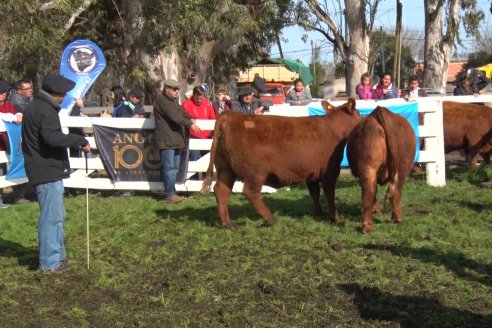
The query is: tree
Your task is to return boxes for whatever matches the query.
[423,0,485,93]
[302,0,382,97]
[309,42,327,97]
[0,0,296,102]
[370,30,416,86]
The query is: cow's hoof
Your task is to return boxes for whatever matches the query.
[223,223,237,230]
[264,219,275,227]
[362,223,374,234]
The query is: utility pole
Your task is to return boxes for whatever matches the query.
[276,34,284,59]
[311,40,316,86]
[393,0,403,88]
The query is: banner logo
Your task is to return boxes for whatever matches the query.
[93,125,162,182]
[68,47,98,74]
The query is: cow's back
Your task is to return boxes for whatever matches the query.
[214,110,358,187]
[347,106,415,182]
[443,101,492,152]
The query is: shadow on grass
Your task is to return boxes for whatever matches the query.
[0,238,37,270]
[153,191,361,227]
[340,283,491,328]
[365,244,492,287]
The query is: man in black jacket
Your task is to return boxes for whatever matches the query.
[153,79,201,202]
[22,74,90,273]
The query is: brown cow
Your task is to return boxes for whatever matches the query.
[443,101,492,167]
[347,106,416,234]
[201,99,361,229]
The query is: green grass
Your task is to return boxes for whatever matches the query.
[1,167,491,327]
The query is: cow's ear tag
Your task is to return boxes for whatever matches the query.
[322,100,334,112]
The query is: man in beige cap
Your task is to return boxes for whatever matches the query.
[153,79,201,202]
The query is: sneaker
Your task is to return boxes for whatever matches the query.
[0,202,9,209]
[47,261,70,274]
[164,195,183,203]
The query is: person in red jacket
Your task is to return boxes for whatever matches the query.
[0,80,19,153]
[0,80,22,208]
[182,85,216,161]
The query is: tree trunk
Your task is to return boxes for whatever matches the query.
[423,0,458,94]
[344,0,370,97]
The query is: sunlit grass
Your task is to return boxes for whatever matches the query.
[0,168,491,327]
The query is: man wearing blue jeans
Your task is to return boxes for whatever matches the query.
[153,79,201,202]
[22,74,90,273]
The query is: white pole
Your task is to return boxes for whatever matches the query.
[85,152,90,270]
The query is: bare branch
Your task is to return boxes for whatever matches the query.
[304,0,346,57]
[64,0,94,30]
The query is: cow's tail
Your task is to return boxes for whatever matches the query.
[373,106,400,195]
[200,116,222,194]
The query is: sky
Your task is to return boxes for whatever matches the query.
[270,0,492,65]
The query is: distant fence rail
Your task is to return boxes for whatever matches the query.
[2,95,492,193]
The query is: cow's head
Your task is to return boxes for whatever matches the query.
[323,98,359,117]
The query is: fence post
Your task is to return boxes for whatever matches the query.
[424,99,446,186]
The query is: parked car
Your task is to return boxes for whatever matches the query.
[258,82,291,104]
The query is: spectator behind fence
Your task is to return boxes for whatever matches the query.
[153,79,201,203]
[286,78,312,106]
[110,86,133,117]
[453,70,489,96]
[8,79,33,114]
[232,86,269,115]
[212,88,232,115]
[22,74,90,273]
[182,86,216,162]
[373,72,399,100]
[402,75,427,101]
[355,73,373,100]
[0,80,23,209]
[128,88,147,118]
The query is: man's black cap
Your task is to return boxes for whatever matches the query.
[0,80,11,93]
[129,88,144,98]
[42,74,76,94]
[237,86,255,97]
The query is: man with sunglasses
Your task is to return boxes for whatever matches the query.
[9,79,33,114]
[153,79,201,203]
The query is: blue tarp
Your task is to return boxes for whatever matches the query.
[308,102,420,166]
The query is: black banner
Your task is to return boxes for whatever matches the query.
[93,125,163,182]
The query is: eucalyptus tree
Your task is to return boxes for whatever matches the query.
[0,0,295,97]
[302,0,383,97]
[423,0,485,93]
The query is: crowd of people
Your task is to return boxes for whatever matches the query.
[355,70,490,101]
[0,68,491,273]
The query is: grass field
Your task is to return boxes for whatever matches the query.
[0,167,491,327]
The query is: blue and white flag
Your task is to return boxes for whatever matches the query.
[308,102,420,166]
[59,39,106,115]
[5,122,26,180]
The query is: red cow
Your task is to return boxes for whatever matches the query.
[201,99,361,229]
[443,101,492,167]
[347,106,416,233]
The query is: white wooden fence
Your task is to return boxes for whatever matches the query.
[1,95,492,193]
